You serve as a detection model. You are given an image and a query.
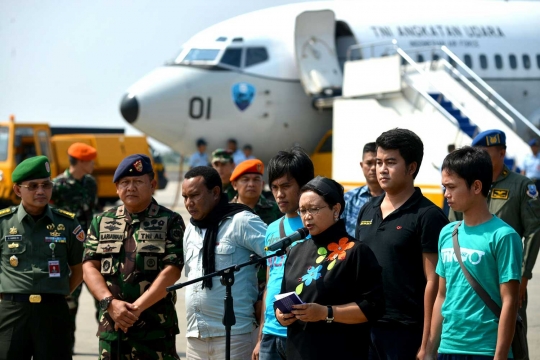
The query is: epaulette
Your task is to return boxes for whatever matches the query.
[53,208,76,219]
[0,207,15,218]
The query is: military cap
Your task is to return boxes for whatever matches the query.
[471,129,506,147]
[212,149,233,164]
[528,139,539,147]
[12,155,51,183]
[230,159,264,182]
[68,142,97,161]
[113,154,153,182]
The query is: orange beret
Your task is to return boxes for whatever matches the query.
[68,142,97,161]
[230,159,264,182]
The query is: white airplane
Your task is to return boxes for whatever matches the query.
[120,1,540,164]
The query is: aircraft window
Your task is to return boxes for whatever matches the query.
[245,47,269,67]
[464,54,473,68]
[537,54,540,69]
[216,37,227,42]
[432,53,440,61]
[509,54,517,69]
[480,55,488,69]
[523,54,531,69]
[220,48,242,67]
[183,49,220,62]
[495,54,503,69]
[417,54,424,62]
[232,37,244,43]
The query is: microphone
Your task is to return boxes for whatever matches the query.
[264,227,309,252]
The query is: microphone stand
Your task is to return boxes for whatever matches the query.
[166,248,287,360]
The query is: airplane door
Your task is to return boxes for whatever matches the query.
[295,10,343,96]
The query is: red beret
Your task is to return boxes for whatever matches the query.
[68,142,97,161]
[230,159,264,182]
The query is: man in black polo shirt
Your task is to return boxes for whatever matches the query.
[355,129,448,360]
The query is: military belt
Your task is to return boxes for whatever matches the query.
[1,293,65,303]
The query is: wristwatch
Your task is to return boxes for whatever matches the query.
[325,305,334,323]
[99,296,114,311]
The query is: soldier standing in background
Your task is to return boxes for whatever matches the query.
[0,156,85,360]
[211,148,237,200]
[449,130,540,359]
[82,154,185,359]
[51,142,98,353]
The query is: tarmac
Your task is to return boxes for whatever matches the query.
[72,178,540,359]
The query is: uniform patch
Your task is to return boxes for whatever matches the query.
[5,235,22,242]
[491,189,509,199]
[133,159,143,172]
[72,225,82,235]
[101,258,112,274]
[76,230,86,242]
[56,209,75,219]
[144,256,158,270]
[97,241,122,254]
[137,240,165,253]
[360,220,373,226]
[0,208,12,217]
[527,184,538,199]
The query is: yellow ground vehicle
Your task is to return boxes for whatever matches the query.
[0,116,166,206]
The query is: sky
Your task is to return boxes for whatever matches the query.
[0,0,315,151]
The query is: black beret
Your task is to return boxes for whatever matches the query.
[113,154,153,183]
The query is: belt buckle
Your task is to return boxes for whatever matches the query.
[29,294,41,303]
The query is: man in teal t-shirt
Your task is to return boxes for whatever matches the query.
[253,148,314,360]
[426,147,522,360]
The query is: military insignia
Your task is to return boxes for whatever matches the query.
[105,220,122,226]
[144,256,158,270]
[72,225,82,235]
[172,229,182,240]
[8,243,19,249]
[0,208,12,216]
[57,224,65,231]
[491,189,509,200]
[527,184,538,199]
[45,161,50,173]
[9,227,17,235]
[57,209,75,219]
[487,134,500,146]
[76,229,86,242]
[142,219,165,231]
[46,224,55,230]
[9,255,18,267]
[360,220,373,226]
[102,244,117,253]
[232,82,256,111]
[5,235,22,242]
[141,244,161,252]
[50,230,61,237]
[101,258,112,274]
[133,159,143,172]
[104,224,121,231]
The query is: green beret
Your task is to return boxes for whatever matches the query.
[12,156,51,183]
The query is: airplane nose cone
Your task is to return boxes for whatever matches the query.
[120,94,139,124]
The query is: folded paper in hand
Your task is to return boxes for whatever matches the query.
[274,291,304,314]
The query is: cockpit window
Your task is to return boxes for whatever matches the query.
[220,48,242,67]
[183,49,220,62]
[245,47,269,67]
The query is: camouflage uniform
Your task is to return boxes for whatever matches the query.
[223,183,237,201]
[51,168,99,350]
[83,200,185,360]
[449,166,540,339]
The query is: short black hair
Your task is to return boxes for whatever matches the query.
[300,177,345,216]
[184,166,222,193]
[227,138,237,146]
[68,155,78,166]
[442,146,492,197]
[243,144,253,151]
[268,147,314,188]
[196,138,207,147]
[363,142,376,155]
[376,128,424,179]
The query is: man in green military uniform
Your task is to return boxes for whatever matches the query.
[51,142,99,352]
[449,130,540,358]
[82,154,185,360]
[0,155,85,360]
[211,148,237,201]
[229,158,281,225]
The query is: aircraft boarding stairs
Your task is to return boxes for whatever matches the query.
[328,42,539,200]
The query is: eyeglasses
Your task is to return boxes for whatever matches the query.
[297,206,327,217]
[18,181,53,191]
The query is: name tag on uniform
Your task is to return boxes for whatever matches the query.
[45,237,66,243]
[5,235,22,242]
[491,189,509,199]
[48,260,61,277]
